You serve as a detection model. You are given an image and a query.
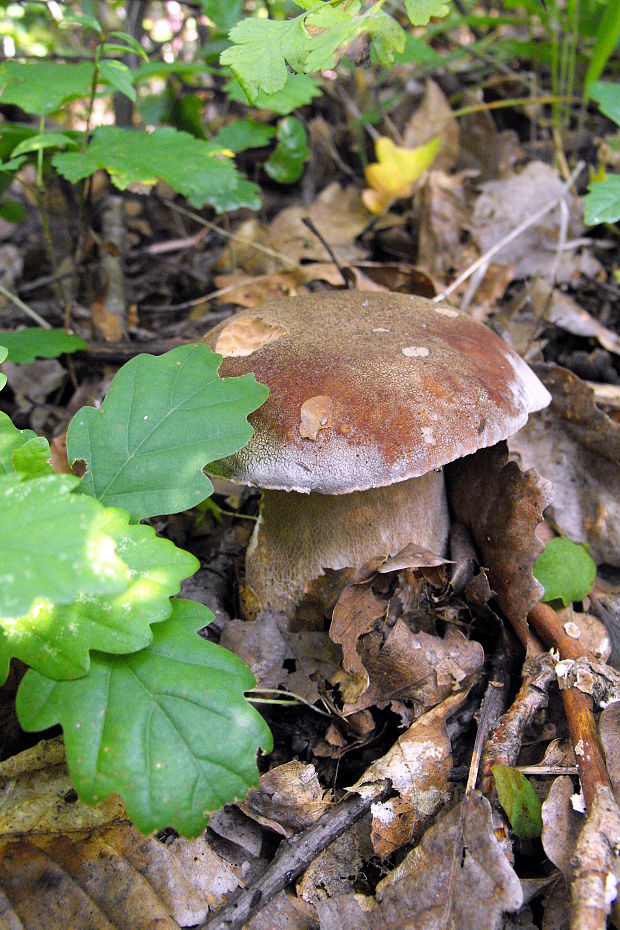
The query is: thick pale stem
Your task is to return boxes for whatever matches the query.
[246,470,450,617]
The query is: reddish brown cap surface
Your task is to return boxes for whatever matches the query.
[204,292,550,493]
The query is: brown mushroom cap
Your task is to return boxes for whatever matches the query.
[204,292,550,494]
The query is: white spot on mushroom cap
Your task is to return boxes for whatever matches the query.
[299,395,334,441]
[402,345,430,358]
[434,306,459,318]
[422,426,436,445]
[215,315,287,357]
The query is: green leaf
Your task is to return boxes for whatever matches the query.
[220,17,305,102]
[224,73,322,115]
[202,0,243,32]
[12,436,52,479]
[66,344,268,522]
[589,81,620,127]
[0,346,6,391]
[492,765,542,839]
[404,0,451,25]
[368,10,407,66]
[0,61,96,116]
[264,116,309,184]
[584,174,620,226]
[59,12,103,35]
[53,126,260,213]
[208,119,276,154]
[583,0,620,97]
[0,328,88,364]
[0,412,38,474]
[17,599,273,836]
[106,31,150,62]
[98,60,136,103]
[0,473,130,617]
[0,200,25,224]
[0,474,198,683]
[11,132,78,157]
[533,536,597,606]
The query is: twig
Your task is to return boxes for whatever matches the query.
[162,200,299,269]
[200,782,392,930]
[527,602,612,810]
[434,161,584,303]
[0,283,51,329]
[481,650,556,793]
[301,217,348,287]
[569,785,620,930]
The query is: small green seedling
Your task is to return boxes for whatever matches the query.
[533,536,597,607]
[492,765,542,839]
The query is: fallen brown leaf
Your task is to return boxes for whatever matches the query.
[348,694,463,857]
[239,761,331,838]
[316,792,523,930]
[509,363,620,567]
[446,442,552,643]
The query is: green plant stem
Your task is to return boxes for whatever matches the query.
[248,687,333,717]
[445,93,581,121]
[36,116,45,188]
[0,283,51,329]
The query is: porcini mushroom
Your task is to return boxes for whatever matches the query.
[203,292,550,617]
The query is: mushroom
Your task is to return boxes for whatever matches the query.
[203,292,550,617]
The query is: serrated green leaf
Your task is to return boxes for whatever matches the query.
[584,174,620,225]
[492,765,542,839]
[0,328,88,364]
[220,17,305,102]
[202,0,243,32]
[0,473,130,618]
[17,599,273,836]
[11,132,78,157]
[0,411,38,474]
[98,60,136,103]
[12,436,52,479]
[589,81,620,127]
[0,475,198,683]
[53,126,259,213]
[0,62,96,116]
[264,116,309,184]
[224,73,322,115]
[533,536,597,606]
[66,344,268,522]
[368,10,407,66]
[404,0,451,26]
[208,119,276,154]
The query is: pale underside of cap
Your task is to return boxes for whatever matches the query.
[204,292,551,494]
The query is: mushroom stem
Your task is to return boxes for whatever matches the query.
[246,469,450,617]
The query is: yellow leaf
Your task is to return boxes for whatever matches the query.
[363,135,441,215]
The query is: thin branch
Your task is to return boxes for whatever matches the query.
[200,782,392,930]
[0,283,52,329]
[434,161,585,303]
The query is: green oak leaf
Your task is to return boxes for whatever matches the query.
[0,411,38,474]
[66,344,268,522]
[589,81,620,127]
[0,473,130,619]
[533,536,597,606]
[584,174,620,226]
[12,436,52,478]
[0,328,88,364]
[264,116,309,184]
[0,474,198,683]
[492,765,542,839]
[53,127,260,213]
[17,599,273,837]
